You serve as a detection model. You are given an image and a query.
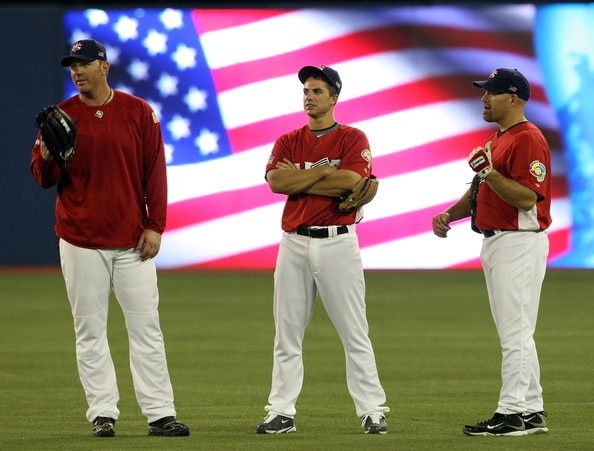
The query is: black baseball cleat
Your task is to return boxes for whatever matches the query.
[91,416,116,437]
[256,414,296,434]
[362,413,388,434]
[523,411,548,434]
[148,416,190,436]
[463,412,527,436]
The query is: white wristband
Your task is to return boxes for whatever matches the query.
[478,165,493,179]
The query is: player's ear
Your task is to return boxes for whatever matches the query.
[100,61,110,76]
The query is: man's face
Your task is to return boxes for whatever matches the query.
[303,77,337,119]
[69,60,108,95]
[480,91,516,123]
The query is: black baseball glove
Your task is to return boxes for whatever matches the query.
[338,175,379,214]
[469,174,481,234]
[35,105,76,164]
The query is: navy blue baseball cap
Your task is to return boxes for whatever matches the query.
[298,65,342,95]
[61,39,107,67]
[473,68,531,101]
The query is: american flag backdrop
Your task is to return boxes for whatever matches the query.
[64,5,571,270]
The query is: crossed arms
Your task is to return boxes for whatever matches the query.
[266,157,361,198]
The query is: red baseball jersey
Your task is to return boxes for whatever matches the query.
[31,90,167,249]
[266,124,372,232]
[475,122,552,231]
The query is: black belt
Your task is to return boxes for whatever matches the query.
[482,229,498,238]
[482,229,542,238]
[296,225,348,238]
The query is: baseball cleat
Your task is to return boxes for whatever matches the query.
[523,411,548,434]
[256,414,296,434]
[148,416,190,436]
[91,416,116,437]
[362,413,388,434]
[463,412,527,436]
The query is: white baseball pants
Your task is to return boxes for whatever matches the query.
[480,230,549,414]
[265,227,389,418]
[59,239,177,423]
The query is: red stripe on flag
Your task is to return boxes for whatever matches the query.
[167,184,282,231]
[208,24,534,92]
[191,9,289,34]
[181,244,279,270]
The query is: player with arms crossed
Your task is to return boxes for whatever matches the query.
[30,40,189,438]
[432,68,551,436]
[256,65,389,435]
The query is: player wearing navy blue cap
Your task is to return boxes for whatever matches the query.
[432,68,551,437]
[256,65,389,435]
[31,39,189,438]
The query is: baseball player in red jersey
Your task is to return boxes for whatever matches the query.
[256,65,389,435]
[30,39,189,438]
[432,68,551,436]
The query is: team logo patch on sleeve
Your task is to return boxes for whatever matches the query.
[361,149,372,163]
[529,160,546,183]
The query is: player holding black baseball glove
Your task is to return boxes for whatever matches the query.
[431,68,551,437]
[35,105,77,164]
[30,38,189,439]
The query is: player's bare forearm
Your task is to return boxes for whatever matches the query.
[484,170,538,211]
[303,169,361,197]
[445,188,473,221]
[432,188,472,238]
[267,160,337,195]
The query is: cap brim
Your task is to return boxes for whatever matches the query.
[472,80,507,94]
[60,55,98,67]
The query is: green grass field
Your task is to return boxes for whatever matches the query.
[0,268,592,450]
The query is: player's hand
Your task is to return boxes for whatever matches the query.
[39,139,53,162]
[276,158,298,170]
[136,229,162,261]
[467,146,492,179]
[432,212,452,238]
